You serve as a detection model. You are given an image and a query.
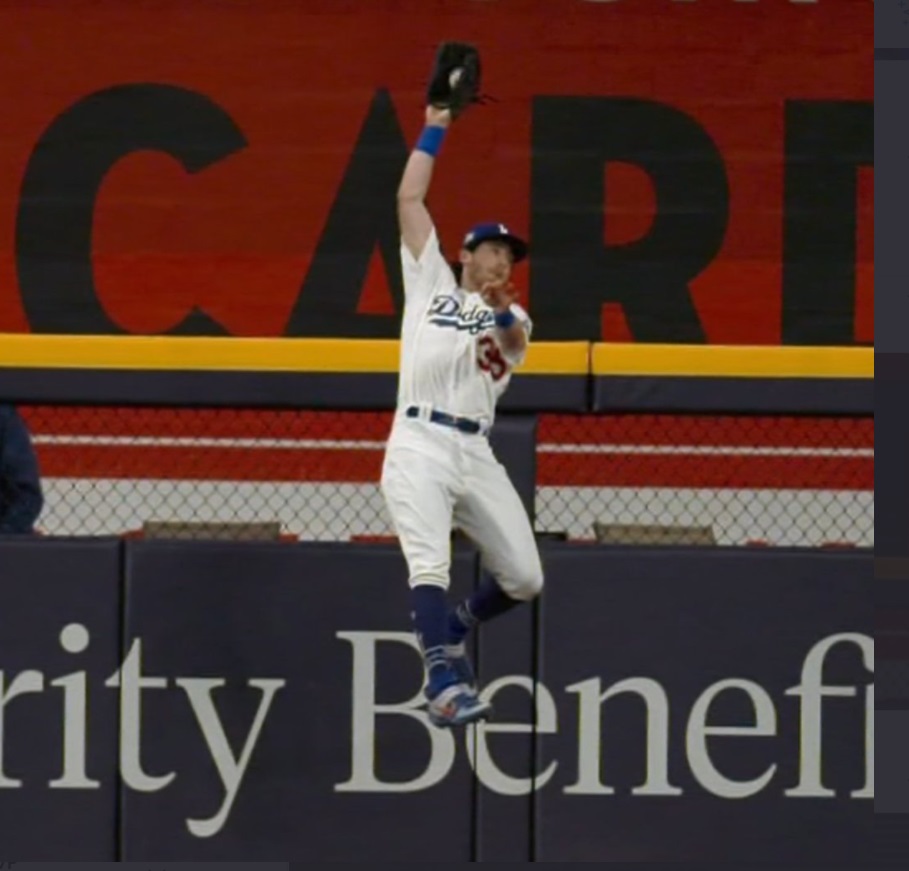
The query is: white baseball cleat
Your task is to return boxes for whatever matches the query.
[426,683,492,728]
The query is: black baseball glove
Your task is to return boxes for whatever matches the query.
[426,41,482,119]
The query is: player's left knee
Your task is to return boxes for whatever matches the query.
[509,562,544,602]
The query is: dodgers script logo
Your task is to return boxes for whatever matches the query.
[428,295,496,335]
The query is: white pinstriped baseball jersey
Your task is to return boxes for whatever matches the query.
[394,227,532,426]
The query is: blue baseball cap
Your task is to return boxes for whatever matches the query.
[462,222,528,263]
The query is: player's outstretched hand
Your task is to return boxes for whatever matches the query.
[425,105,452,127]
[480,279,516,312]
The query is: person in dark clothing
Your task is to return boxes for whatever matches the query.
[0,405,44,535]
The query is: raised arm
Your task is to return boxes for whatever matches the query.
[397,106,452,260]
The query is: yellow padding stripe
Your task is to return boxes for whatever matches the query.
[592,343,873,379]
[0,335,399,372]
[519,342,590,374]
[0,334,590,375]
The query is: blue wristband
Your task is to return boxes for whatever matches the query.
[415,125,446,157]
[494,307,517,329]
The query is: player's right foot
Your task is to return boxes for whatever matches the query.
[426,683,492,728]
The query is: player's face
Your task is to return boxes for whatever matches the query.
[460,240,514,290]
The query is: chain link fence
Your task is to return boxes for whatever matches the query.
[534,412,872,548]
[3,404,872,548]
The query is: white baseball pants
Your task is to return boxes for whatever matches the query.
[380,414,544,601]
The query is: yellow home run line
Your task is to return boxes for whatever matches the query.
[0,335,401,372]
[592,343,872,379]
[0,334,872,378]
[0,334,589,375]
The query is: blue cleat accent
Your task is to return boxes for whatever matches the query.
[425,683,492,728]
[445,642,478,693]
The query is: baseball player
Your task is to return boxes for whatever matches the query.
[380,46,544,728]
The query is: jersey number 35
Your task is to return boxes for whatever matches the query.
[477,335,508,381]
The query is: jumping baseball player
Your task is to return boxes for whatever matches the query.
[380,44,544,728]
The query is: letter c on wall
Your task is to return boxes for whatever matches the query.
[16,83,247,334]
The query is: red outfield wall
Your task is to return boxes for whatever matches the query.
[0,0,872,345]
